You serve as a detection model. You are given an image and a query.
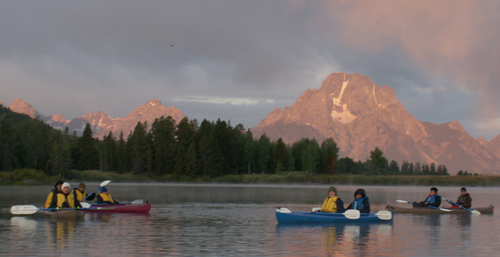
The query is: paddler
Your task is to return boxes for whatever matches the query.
[72,183,96,202]
[413,187,441,208]
[316,186,345,213]
[346,188,371,213]
[452,187,472,209]
[96,187,119,204]
[44,180,64,208]
[56,182,82,209]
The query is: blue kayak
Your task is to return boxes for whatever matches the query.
[276,207,393,223]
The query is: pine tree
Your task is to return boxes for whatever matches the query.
[78,123,100,170]
[321,138,339,174]
[273,138,288,173]
[370,147,388,175]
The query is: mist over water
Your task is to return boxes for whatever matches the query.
[1,184,499,256]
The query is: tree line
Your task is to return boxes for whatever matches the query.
[0,105,449,177]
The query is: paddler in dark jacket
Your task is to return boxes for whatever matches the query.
[96,187,119,204]
[346,188,370,213]
[72,183,95,202]
[44,180,64,208]
[56,182,82,208]
[413,187,441,208]
[454,187,472,209]
[317,186,345,213]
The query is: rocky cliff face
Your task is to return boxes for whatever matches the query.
[251,72,500,175]
[9,99,185,139]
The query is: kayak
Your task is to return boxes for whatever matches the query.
[276,207,393,223]
[43,209,84,220]
[83,203,151,213]
[386,205,494,214]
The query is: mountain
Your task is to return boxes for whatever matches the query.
[251,72,500,175]
[8,99,185,139]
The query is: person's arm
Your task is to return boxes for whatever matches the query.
[336,198,345,212]
[464,196,472,209]
[44,192,53,208]
[361,199,370,213]
[433,196,441,207]
[346,202,353,210]
[86,192,96,201]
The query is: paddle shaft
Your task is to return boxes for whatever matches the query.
[396,199,451,211]
[442,197,478,214]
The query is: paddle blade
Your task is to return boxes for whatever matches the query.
[131,199,145,205]
[10,205,39,215]
[311,207,321,212]
[80,202,91,209]
[375,211,393,220]
[471,210,481,215]
[100,180,111,187]
[396,200,411,204]
[343,209,361,219]
[276,207,292,213]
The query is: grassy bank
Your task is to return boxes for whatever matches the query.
[1,169,500,186]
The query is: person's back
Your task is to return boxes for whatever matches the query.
[319,186,345,213]
[96,187,118,204]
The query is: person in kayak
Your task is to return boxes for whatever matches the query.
[96,187,119,204]
[452,187,472,209]
[413,187,441,208]
[44,180,64,208]
[346,188,370,213]
[317,186,345,213]
[56,182,82,209]
[72,183,96,202]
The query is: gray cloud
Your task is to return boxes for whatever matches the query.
[2,1,500,139]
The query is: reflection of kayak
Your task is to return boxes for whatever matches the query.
[386,205,494,214]
[83,203,151,213]
[43,209,84,219]
[276,208,393,223]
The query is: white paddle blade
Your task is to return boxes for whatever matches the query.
[343,209,360,219]
[100,180,111,187]
[131,199,145,205]
[311,207,321,212]
[375,211,393,220]
[471,210,481,215]
[276,207,292,213]
[10,205,39,215]
[396,200,410,203]
[80,202,91,208]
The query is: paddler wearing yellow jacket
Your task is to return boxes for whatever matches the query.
[56,182,82,208]
[44,180,64,208]
[96,187,119,204]
[72,183,96,202]
[317,186,345,213]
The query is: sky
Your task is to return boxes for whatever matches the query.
[1,1,500,139]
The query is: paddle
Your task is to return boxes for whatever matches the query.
[396,200,452,212]
[343,209,361,219]
[82,180,111,202]
[10,205,76,215]
[375,210,393,220]
[442,197,481,215]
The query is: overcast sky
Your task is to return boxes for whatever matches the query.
[2,1,500,139]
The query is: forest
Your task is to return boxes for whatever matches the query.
[0,105,453,181]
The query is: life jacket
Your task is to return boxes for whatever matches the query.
[73,189,87,202]
[98,193,115,203]
[425,194,439,205]
[44,190,59,208]
[352,196,367,210]
[320,196,339,212]
[56,192,77,208]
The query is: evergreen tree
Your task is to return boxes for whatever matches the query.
[150,117,176,175]
[185,140,199,177]
[370,147,388,175]
[78,123,100,170]
[255,134,271,174]
[129,121,148,174]
[320,138,339,174]
[273,138,288,173]
[116,131,128,173]
[389,160,400,174]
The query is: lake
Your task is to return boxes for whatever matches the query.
[1,183,499,256]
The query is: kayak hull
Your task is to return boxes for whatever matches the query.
[43,209,84,220]
[276,211,393,223]
[83,203,151,213]
[386,205,494,214]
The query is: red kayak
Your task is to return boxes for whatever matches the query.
[83,203,151,213]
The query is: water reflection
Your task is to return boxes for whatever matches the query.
[275,222,393,256]
[45,220,77,251]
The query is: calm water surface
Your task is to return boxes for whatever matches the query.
[1,184,499,256]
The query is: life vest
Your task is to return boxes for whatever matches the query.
[56,193,77,208]
[352,196,367,210]
[98,193,114,203]
[425,194,439,205]
[320,196,339,212]
[73,189,87,202]
[44,190,58,208]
